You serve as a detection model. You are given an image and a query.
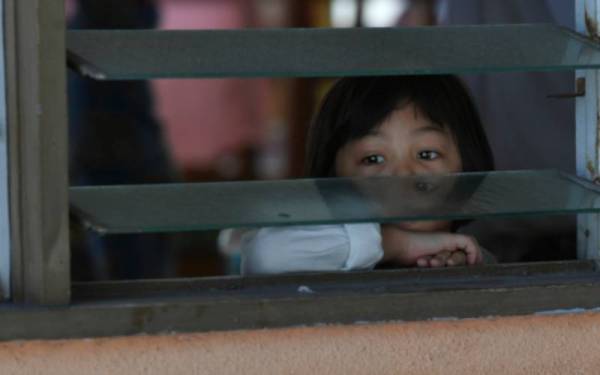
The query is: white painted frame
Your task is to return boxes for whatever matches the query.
[576,0,600,260]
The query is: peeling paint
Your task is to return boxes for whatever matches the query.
[585,159,600,183]
[587,159,596,177]
[585,5,600,41]
[586,13,598,37]
[297,285,315,294]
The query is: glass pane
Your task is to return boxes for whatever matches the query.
[67,24,600,80]
[69,170,600,234]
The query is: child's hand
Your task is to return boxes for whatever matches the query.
[381,226,483,267]
[416,250,468,268]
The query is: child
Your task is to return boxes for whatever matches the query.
[241,75,495,275]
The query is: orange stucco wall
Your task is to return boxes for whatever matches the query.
[2,312,600,374]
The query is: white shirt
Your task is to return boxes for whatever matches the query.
[240,223,383,275]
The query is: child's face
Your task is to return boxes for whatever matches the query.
[334,103,462,232]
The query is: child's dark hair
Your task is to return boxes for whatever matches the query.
[305,75,495,177]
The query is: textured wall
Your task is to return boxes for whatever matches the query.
[2,312,600,375]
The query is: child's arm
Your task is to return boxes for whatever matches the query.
[240,224,383,275]
[381,227,483,267]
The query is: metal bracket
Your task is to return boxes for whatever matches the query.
[547,77,586,99]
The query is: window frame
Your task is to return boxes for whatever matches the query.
[5,0,70,305]
[2,0,600,342]
[576,0,600,259]
[1,260,600,341]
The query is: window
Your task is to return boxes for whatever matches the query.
[2,0,600,341]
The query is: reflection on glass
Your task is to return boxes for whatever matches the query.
[67,24,600,80]
[69,170,600,234]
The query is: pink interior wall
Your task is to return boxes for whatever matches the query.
[65,0,268,171]
[2,312,600,374]
[154,0,268,171]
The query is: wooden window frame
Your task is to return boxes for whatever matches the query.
[5,0,70,305]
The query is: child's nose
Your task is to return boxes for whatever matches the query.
[389,160,419,177]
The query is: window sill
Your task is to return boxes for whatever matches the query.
[0,260,598,341]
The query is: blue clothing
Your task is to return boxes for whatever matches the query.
[69,0,177,280]
[440,0,575,172]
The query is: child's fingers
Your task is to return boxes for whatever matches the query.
[446,250,467,266]
[451,235,480,265]
[430,250,451,267]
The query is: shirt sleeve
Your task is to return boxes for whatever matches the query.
[240,223,383,275]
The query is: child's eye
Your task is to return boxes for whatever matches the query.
[417,150,440,161]
[361,154,385,165]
